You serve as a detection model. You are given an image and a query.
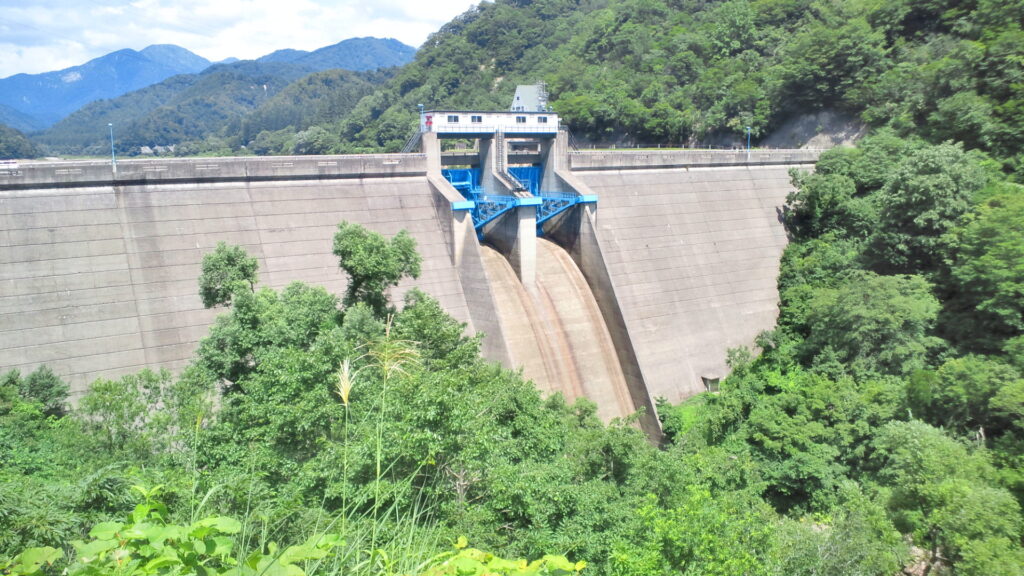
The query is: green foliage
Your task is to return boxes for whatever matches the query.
[419,538,584,576]
[871,421,1022,567]
[868,142,989,274]
[799,271,941,378]
[912,355,1022,434]
[0,124,40,159]
[610,489,774,576]
[199,242,260,308]
[945,190,1024,349]
[239,69,380,147]
[784,171,874,240]
[333,221,422,317]
[2,546,62,576]
[1,366,69,417]
[77,369,176,456]
[3,488,347,576]
[777,7,887,109]
[770,485,906,576]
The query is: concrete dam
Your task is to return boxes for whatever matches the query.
[0,127,818,433]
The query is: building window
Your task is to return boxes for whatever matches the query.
[447,115,459,123]
[538,116,548,123]
[702,376,721,393]
[515,116,527,124]
[471,115,483,123]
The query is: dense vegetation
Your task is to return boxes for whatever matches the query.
[0,125,40,160]
[663,133,1024,572]
[334,0,1023,169]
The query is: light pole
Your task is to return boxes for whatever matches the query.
[107,123,117,175]
[745,126,751,162]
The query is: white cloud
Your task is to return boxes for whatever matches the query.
[0,0,478,78]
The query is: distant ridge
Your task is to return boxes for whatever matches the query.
[35,37,416,154]
[0,45,212,129]
[0,103,44,133]
[255,37,416,71]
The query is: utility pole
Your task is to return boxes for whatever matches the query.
[745,126,751,163]
[108,123,117,175]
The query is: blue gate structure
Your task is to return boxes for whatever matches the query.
[445,166,595,235]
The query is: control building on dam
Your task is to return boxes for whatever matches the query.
[0,108,819,435]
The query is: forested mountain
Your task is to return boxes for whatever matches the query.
[327,0,1021,172]
[240,69,390,155]
[0,104,46,133]
[0,124,40,159]
[103,0,1017,172]
[256,37,417,71]
[36,64,393,155]
[0,45,211,129]
[32,38,415,155]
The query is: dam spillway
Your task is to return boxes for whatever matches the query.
[481,238,635,422]
[0,143,820,430]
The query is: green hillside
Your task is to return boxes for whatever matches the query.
[0,124,40,159]
[333,0,1021,174]
[36,63,397,156]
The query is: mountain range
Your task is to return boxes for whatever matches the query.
[0,45,212,131]
[0,37,415,133]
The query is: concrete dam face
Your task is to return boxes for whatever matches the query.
[481,238,635,422]
[0,140,819,433]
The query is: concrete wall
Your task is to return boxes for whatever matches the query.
[1,149,816,414]
[1,154,425,189]
[574,164,805,403]
[1,161,469,398]
[571,149,821,170]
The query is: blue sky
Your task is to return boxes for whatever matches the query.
[0,0,477,78]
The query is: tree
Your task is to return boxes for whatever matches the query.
[868,143,988,274]
[1,366,69,417]
[198,242,259,308]
[771,484,907,576]
[784,171,875,240]
[609,489,775,576]
[946,191,1024,350]
[290,125,339,155]
[915,355,1022,434]
[0,125,40,160]
[332,222,421,317]
[193,282,342,386]
[800,270,941,378]
[871,421,1024,573]
[77,369,173,456]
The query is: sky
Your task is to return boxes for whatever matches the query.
[0,0,478,78]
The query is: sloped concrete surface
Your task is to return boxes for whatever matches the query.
[576,165,800,402]
[479,239,635,422]
[0,176,469,398]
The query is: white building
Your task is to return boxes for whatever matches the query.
[419,110,559,136]
[419,83,558,136]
